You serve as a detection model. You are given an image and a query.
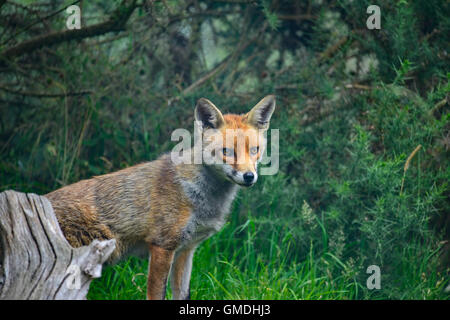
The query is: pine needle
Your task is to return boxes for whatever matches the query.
[400,144,422,195]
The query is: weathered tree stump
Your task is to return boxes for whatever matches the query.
[0,190,115,300]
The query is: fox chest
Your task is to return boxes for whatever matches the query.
[179,180,238,246]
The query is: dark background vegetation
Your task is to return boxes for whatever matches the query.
[0,0,449,299]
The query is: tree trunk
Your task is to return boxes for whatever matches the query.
[0,190,115,300]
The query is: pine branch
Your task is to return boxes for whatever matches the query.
[0,0,137,60]
[0,0,82,46]
[0,85,92,98]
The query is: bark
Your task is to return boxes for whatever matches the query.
[0,190,115,300]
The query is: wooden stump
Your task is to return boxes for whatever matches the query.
[0,190,115,300]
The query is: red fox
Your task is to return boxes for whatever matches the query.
[45,95,276,299]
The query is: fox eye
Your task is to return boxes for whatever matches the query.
[222,148,234,157]
[250,146,259,155]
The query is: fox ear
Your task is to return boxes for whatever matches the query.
[195,98,225,130]
[246,95,276,130]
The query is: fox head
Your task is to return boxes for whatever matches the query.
[194,95,276,187]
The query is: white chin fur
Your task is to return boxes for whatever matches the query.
[222,164,257,186]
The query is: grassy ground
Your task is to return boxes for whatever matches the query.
[88,191,449,300]
[88,224,360,300]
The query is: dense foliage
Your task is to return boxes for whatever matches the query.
[1,0,448,299]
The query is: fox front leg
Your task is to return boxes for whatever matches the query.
[170,246,196,300]
[147,245,175,300]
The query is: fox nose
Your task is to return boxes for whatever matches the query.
[243,172,255,184]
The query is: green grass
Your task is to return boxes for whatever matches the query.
[88,223,361,300]
[87,199,449,300]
